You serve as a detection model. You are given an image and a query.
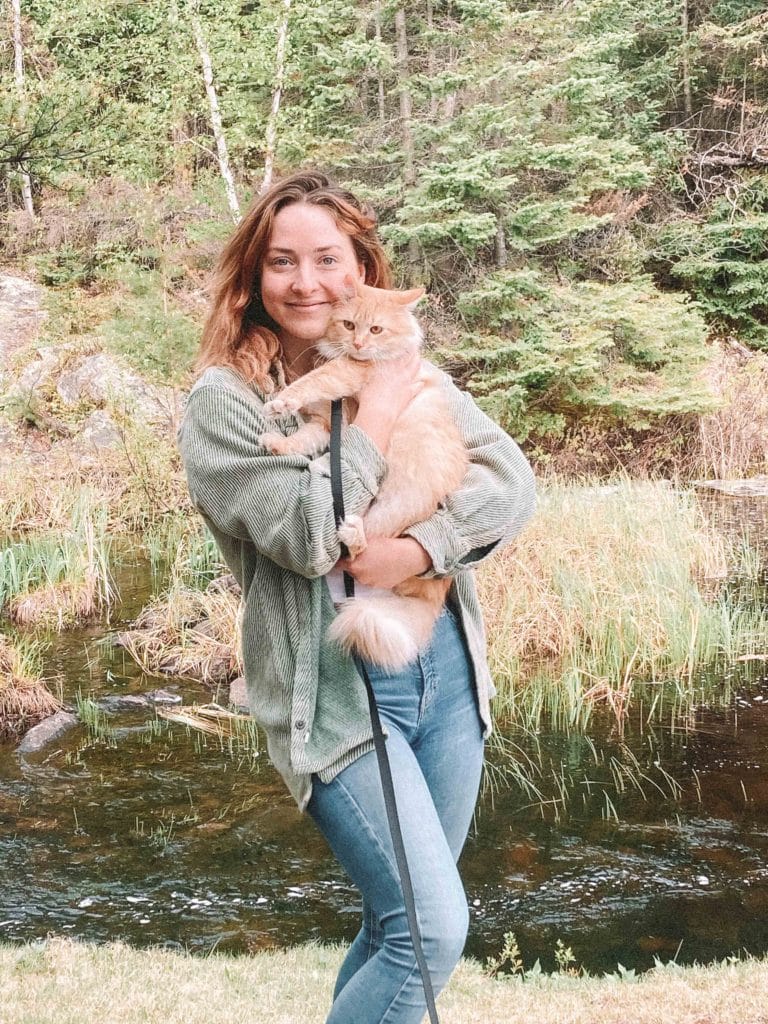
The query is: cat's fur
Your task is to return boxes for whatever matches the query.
[258,280,468,670]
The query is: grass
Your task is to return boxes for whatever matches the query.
[695,343,768,479]
[114,516,235,684]
[115,581,241,684]
[75,695,116,744]
[155,702,256,740]
[480,729,684,824]
[115,479,765,732]
[1,938,767,1024]
[0,386,190,631]
[0,497,115,629]
[0,368,188,539]
[479,479,767,731]
[0,633,61,739]
[96,264,201,385]
[144,514,223,587]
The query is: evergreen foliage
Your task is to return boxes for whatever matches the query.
[452,271,713,438]
[656,178,768,347]
[2,0,766,447]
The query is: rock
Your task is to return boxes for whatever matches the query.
[0,275,46,364]
[97,694,151,712]
[145,688,183,705]
[228,677,249,712]
[16,710,79,754]
[190,619,217,638]
[16,347,60,394]
[695,476,768,497]
[206,573,241,597]
[55,353,167,421]
[78,409,122,449]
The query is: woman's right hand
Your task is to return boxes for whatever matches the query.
[352,350,424,452]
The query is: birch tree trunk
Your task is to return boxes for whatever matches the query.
[375,1,386,128]
[11,0,35,218]
[192,14,241,223]
[494,216,507,268]
[261,0,292,194]
[442,37,458,124]
[394,7,420,272]
[427,0,439,119]
[394,7,415,188]
[681,0,693,121]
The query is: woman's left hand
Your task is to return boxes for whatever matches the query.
[337,537,431,589]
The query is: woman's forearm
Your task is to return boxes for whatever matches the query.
[338,536,432,588]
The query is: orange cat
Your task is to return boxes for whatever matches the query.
[259,280,468,670]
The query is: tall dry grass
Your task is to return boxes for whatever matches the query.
[479,479,765,729]
[0,633,61,739]
[115,581,241,684]
[0,400,188,629]
[117,481,765,724]
[694,341,768,479]
[525,343,768,480]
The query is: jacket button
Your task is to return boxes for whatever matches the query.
[294,719,305,730]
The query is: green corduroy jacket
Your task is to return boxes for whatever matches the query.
[178,365,536,809]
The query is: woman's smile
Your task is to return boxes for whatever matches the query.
[260,203,364,364]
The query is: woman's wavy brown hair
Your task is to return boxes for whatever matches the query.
[196,171,394,388]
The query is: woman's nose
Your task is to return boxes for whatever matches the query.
[290,262,318,294]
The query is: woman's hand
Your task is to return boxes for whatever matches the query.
[337,536,431,589]
[352,350,423,453]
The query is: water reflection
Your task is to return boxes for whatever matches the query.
[1,504,767,974]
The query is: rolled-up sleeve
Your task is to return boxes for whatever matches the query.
[179,383,387,579]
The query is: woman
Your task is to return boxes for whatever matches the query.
[179,171,536,1023]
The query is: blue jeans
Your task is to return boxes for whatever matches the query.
[307,604,485,1024]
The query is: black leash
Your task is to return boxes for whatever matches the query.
[329,399,440,1024]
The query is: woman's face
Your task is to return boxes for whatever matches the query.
[261,202,364,350]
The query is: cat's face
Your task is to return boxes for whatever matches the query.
[318,283,425,362]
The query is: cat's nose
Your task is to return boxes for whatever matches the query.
[353,339,364,349]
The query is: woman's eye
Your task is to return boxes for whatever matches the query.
[370,325,383,335]
[343,320,355,331]
[270,257,291,267]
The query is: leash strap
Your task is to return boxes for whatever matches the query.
[329,399,440,1024]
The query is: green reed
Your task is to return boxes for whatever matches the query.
[144,513,222,589]
[481,480,766,733]
[0,492,115,625]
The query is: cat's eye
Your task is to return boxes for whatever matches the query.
[342,320,355,331]
[370,325,383,334]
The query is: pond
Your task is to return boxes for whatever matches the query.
[1,495,767,975]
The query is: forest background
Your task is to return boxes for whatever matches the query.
[2,7,768,1012]
[3,0,768,478]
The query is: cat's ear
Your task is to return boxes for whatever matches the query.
[337,273,362,302]
[396,287,426,310]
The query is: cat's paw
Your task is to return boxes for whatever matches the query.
[338,514,367,558]
[263,395,300,419]
[259,431,291,455]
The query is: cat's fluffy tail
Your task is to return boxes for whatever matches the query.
[328,583,449,672]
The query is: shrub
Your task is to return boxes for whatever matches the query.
[446,270,714,440]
